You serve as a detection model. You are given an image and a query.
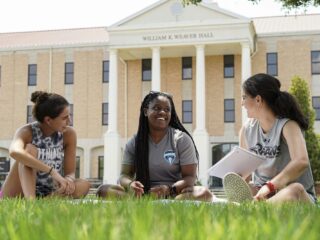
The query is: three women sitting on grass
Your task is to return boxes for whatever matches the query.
[97,91,213,201]
[1,91,90,199]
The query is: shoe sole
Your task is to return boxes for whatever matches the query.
[223,172,253,203]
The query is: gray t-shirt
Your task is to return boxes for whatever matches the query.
[244,118,316,201]
[122,127,197,187]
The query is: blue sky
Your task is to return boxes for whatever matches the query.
[0,0,319,33]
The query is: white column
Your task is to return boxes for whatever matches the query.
[103,48,121,184]
[241,42,252,125]
[193,45,210,186]
[151,47,161,91]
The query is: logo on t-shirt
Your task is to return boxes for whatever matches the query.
[164,150,176,164]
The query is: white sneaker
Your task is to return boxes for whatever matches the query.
[223,172,253,203]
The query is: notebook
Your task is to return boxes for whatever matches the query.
[207,146,265,179]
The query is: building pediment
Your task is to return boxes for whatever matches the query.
[108,0,255,59]
[110,0,250,29]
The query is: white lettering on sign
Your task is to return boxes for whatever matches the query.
[142,32,214,41]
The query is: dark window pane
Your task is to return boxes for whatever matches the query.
[225,111,235,122]
[311,51,320,75]
[28,64,37,86]
[316,109,320,120]
[312,51,320,62]
[98,156,104,180]
[267,65,277,76]
[29,64,37,75]
[182,57,192,80]
[142,59,152,81]
[75,156,80,178]
[224,99,234,110]
[183,112,192,123]
[102,103,108,125]
[65,63,74,73]
[103,60,109,83]
[224,99,235,122]
[312,63,320,74]
[27,105,33,123]
[182,68,192,80]
[267,53,277,64]
[183,100,192,111]
[65,63,74,84]
[224,55,234,78]
[182,100,192,123]
[312,97,320,120]
[142,70,152,81]
[267,53,278,76]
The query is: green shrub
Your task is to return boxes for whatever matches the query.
[289,76,320,181]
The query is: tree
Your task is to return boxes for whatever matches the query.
[182,0,320,9]
[289,76,320,181]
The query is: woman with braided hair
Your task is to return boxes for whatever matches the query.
[97,91,213,201]
[0,91,90,199]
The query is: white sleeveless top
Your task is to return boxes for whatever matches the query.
[244,118,316,201]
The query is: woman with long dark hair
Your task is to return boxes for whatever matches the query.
[224,73,317,204]
[97,91,212,201]
[0,91,90,199]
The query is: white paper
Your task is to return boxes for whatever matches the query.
[207,146,265,179]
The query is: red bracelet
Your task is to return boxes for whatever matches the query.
[265,181,276,193]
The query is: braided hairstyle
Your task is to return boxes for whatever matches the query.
[134,91,199,192]
[31,91,69,122]
[243,73,308,130]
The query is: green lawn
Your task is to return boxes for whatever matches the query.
[0,198,319,240]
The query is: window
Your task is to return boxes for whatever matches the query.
[224,55,234,78]
[224,99,235,122]
[27,105,33,123]
[312,51,320,75]
[75,156,80,178]
[142,59,152,81]
[0,157,10,173]
[69,104,73,126]
[28,64,37,86]
[103,60,109,83]
[210,143,238,188]
[102,103,108,125]
[312,97,320,120]
[267,53,278,76]
[182,100,192,123]
[182,57,192,80]
[98,156,104,180]
[65,62,74,84]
